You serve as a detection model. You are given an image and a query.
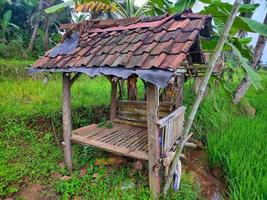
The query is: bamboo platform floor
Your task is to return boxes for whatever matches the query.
[71,123,148,160]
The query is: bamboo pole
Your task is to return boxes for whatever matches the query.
[163,0,242,196]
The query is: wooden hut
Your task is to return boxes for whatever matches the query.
[30,11,212,199]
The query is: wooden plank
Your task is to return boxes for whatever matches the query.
[112,127,144,145]
[107,127,142,145]
[122,129,146,147]
[133,137,147,151]
[71,134,148,160]
[118,109,169,118]
[117,114,147,123]
[114,118,147,128]
[89,128,119,141]
[157,106,186,128]
[118,100,170,108]
[72,124,98,136]
[128,130,147,149]
[147,82,161,200]
[62,73,72,172]
[118,101,171,111]
[114,127,143,146]
[98,127,133,142]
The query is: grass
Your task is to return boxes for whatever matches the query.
[195,71,267,200]
[1,59,267,199]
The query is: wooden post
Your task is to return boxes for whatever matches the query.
[175,75,184,108]
[127,75,137,100]
[147,82,161,200]
[62,73,72,172]
[110,79,118,121]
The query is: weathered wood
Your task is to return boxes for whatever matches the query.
[127,75,138,100]
[118,100,171,109]
[71,122,148,160]
[157,106,185,127]
[147,82,161,200]
[114,118,147,128]
[71,134,148,160]
[175,75,184,108]
[116,100,172,128]
[62,73,72,172]
[193,77,202,95]
[110,79,118,121]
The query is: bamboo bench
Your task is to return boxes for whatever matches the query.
[71,101,185,160]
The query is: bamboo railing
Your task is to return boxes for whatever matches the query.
[157,106,185,157]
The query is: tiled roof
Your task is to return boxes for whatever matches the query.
[33,12,211,71]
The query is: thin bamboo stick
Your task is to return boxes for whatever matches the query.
[162,0,242,196]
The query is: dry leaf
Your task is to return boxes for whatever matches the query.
[94,157,126,166]
[60,176,71,181]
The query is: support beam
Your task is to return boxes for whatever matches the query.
[127,75,137,100]
[175,75,184,108]
[110,79,118,121]
[147,82,161,200]
[62,73,72,172]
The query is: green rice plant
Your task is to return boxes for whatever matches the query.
[205,71,267,200]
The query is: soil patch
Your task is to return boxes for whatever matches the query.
[184,149,227,200]
[15,183,59,200]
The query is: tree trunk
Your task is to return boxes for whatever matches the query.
[163,0,242,196]
[233,13,267,104]
[237,0,252,38]
[27,1,43,52]
[44,15,51,51]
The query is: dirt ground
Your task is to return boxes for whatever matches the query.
[184,148,226,200]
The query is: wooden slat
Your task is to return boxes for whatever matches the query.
[100,127,137,143]
[114,118,147,128]
[72,124,99,136]
[157,106,186,127]
[71,134,148,160]
[128,130,147,150]
[111,128,143,145]
[107,127,143,145]
[118,100,171,108]
[91,126,127,140]
[118,110,169,119]
[122,129,146,147]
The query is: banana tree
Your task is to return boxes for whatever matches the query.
[0,10,20,43]
[233,13,267,104]
[27,0,53,52]
[45,0,114,18]
[200,1,267,90]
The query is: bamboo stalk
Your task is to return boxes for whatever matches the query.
[162,0,242,196]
